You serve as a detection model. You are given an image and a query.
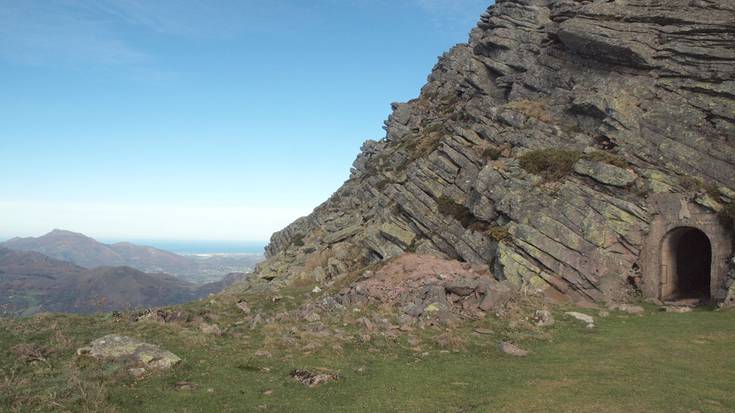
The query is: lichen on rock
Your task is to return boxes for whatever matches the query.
[77,335,181,370]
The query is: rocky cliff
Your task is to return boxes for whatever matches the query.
[252,0,735,304]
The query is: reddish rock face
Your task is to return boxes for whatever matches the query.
[334,254,516,325]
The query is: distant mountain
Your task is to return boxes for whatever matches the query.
[1,229,198,275]
[0,247,245,316]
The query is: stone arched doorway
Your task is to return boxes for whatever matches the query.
[660,227,712,301]
[640,194,733,303]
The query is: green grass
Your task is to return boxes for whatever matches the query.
[1,300,734,412]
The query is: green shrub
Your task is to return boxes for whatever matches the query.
[518,149,582,180]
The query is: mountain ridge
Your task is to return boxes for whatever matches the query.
[2,229,199,276]
[0,246,246,316]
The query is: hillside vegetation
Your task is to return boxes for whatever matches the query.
[1,289,733,412]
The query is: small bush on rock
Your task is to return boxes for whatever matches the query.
[519,149,582,180]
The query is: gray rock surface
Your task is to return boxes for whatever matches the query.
[565,312,595,327]
[242,0,735,305]
[499,341,529,357]
[77,335,181,370]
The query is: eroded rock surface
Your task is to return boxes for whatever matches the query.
[240,0,735,305]
[333,254,516,326]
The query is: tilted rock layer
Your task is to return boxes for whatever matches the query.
[253,0,735,304]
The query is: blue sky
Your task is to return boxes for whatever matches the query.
[0,0,492,241]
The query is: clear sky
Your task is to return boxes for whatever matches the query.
[0,0,492,242]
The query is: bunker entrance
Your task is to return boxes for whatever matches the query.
[662,227,712,301]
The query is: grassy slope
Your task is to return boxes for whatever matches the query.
[1,293,733,413]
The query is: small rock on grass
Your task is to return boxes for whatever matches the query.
[609,304,645,315]
[532,310,555,327]
[236,300,251,314]
[175,381,198,391]
[499,342,529,357]
[664,306,693,313]
[254,350,272,358]
[77,335,181,370]
[565,312,595,328]
[289,369,339,387]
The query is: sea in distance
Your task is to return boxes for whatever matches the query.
[108,239,266,255]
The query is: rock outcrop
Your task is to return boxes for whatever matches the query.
[77,335,181,371]
[332,254,515,326]
[248,0,735,304]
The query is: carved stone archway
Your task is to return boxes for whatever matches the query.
[640,194,732,302]
[659,227,712,300]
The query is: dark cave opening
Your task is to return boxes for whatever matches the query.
[672,228,712,300]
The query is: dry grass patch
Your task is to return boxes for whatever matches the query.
[506,100,552,123]
[519,149,582,180]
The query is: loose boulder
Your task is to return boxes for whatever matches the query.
[77,334,181,370]
[565,312,595,328]
[499,341,529,357]
[532,310,555,327]
[609,304,645,315]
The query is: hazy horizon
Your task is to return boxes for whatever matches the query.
[1,229,268,254]
[1,229,268,246]
[0,0,492,240]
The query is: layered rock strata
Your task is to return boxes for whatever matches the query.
[252,0,735,304]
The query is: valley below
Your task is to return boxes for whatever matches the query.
[0,231,263,316]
